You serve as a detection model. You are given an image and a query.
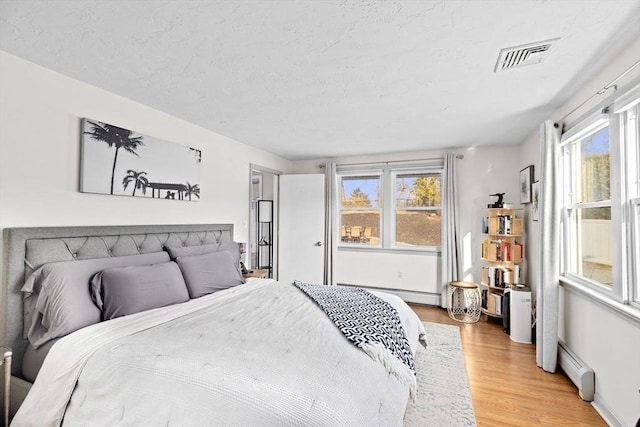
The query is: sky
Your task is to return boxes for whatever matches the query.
[582,126,609,155]
[342,177,380,206]
[342,176,425,206]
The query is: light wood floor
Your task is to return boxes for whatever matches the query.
[408,303,605,427]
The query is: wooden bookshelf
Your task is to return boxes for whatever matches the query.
[480,208,524,319]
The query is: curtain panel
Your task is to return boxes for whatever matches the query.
[537,120,562,372]
[324,162,337,286]
[441,153,462,308]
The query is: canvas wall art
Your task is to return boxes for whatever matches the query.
[532,180,540,221]
[519,165,534,204]
[80,119,201,201]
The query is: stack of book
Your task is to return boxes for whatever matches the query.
[481,239,524,262]
[481,289,503,315]
[482,266,512,287]
[482,214,523,236]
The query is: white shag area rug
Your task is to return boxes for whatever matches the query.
[403,322,477,426]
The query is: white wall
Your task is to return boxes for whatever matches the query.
[293,144,521,302]
[518,38,640,426]
[0,51,292,273]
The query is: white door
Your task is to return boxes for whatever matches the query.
[278,174,325,284]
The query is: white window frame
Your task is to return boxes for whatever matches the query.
[559,83,640,315]
[337,162,443,252]
[391,169,442,249]
[337,170,383,248]
[561,115,611,289]
[631,197,640,306]
[620,102,640,307]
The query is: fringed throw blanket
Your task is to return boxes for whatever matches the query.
[293,280,417,396]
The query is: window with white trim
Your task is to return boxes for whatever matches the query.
[393,172,441,247]
[562,121,612,286]
[338,163,442,250]
[560,84,640,308]
[622,103,640,304]
[338,173,382,246]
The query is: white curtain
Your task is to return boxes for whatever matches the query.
[537,120,562,372]
[323,162,337,286]
[440,153,462,308]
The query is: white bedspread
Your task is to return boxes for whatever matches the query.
[12,280,425,427]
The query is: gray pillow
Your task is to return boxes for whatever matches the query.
[175,251,246,298]
[165,243,219,260]
[91,262,189,320]
[166,241,243,276]
[22,252,170,349]
[217,242,241,266]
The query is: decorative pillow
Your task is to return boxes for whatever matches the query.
[91,262,189,320]
[165,243,219,260]
[216,242,242,266]
[166,241,243,276]
[22,252,170,349]
[175,251,246,298]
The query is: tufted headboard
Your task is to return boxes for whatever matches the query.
[1,224,233,377]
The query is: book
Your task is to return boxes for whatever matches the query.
[501,240,510,262]
[493,294,503,315]
[514,242,524,262]
[487,293,496,313]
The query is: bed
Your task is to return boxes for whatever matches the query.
[1,224,425,426]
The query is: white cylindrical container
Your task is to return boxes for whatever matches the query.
[509,285,532,344]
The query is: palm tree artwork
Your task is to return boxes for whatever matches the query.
[84,120,145,194]
[122,170,149,197]
[81,118,201,201]
[184,182,200,201]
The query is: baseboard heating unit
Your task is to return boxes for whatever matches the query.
[558,340,594,401]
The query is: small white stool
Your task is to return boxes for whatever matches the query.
[447,281,481,323]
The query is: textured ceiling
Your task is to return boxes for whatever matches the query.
[1,0,639,160]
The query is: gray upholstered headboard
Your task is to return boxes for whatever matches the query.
[1,224,234,378]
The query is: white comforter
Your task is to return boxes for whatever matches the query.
[12,280,425,427]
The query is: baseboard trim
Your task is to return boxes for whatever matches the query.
[592,392,623,427]
[337,283,441,306]
[557,340,594,401]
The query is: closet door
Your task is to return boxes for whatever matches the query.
[278,174,325,284]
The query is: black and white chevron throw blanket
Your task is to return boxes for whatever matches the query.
[293,280,417,396]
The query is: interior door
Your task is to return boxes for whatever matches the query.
[278,174,325,284]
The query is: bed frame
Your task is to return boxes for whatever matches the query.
[1,223,234,419]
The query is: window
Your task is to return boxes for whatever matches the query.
[622,103,640,304]
[561,85,640,310]
[338,163,442,250]
[339,173,381,246]
[393,172,441,247]
[562,123,613,286]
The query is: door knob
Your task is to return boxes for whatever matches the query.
[315,241,323,246]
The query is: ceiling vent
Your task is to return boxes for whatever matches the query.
[494,38,560,72]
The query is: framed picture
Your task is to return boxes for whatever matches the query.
[520,165,534,204]
[532,181,540,221]
[80,118,202,201]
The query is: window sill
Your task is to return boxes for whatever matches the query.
[337,245,440,255]
[559,275,640,323]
